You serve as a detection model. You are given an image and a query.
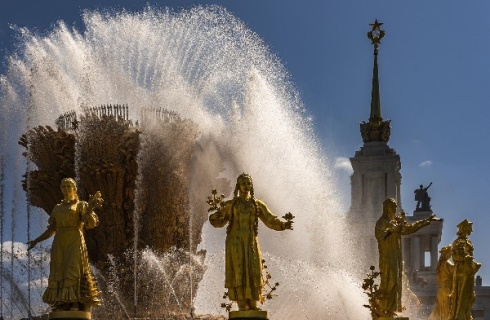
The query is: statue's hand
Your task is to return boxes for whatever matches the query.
[384,224,400,238]
[88,191,104,209]
[281,212,294,230]
[210,210,223,221]
[284,220,294,230]
[383,228,392,239]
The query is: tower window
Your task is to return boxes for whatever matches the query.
[424,251,431,268]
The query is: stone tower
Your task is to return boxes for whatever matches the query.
[348,21,445,311]
[348,20,402,266]
[348,21,490,318]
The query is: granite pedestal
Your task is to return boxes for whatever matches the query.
[229,310,267,320]
[48,311,91,320]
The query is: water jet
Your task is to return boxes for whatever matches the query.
[0,6,369,319]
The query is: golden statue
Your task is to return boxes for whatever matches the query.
[449,219,481,320]
[428,245,454,320]
[208,173,293,313]
[375,198,438,316]
[28,178,102,314]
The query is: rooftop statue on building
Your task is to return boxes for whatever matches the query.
[414,182,432,211]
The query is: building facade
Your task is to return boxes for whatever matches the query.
[348,21,490,319]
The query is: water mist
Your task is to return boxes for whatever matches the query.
[0,6,369,319]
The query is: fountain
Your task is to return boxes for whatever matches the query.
[0,5,370,320]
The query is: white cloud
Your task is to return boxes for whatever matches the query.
[419,160,432,168]
[334,157,353,174]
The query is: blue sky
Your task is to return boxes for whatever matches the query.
[1,0,489,286]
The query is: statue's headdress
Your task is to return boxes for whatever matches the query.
[60,177,79,202]
[382,198,397,217]
[234,173,254,198]
[457,219,473,230]
[456,219,473,236]
[439,244,452,259]
[237,173,252,183]
[61,177,77,189]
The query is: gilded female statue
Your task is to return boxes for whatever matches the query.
[28,178,102,312]
[449,219,481,320]
[208,173,293,311]
[375,198,438,316]
[428,245,454,320]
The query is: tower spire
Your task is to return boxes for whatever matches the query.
[360,20,391,143]
[370,53,381,119]
[368,19,384,120]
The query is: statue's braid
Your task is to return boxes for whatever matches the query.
[227,201,235,235]
[227,181,240,235]
[251,188,259,237]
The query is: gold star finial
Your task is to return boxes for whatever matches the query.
[367,19,385,53]
[369,19,383,30]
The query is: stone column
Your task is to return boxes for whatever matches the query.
[431,235,438,271]
[395,176,402,211]
[401,236,406,261]
[412,236,420,270]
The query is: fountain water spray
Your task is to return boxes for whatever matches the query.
[0,5,370,319]
[105,254,131,319]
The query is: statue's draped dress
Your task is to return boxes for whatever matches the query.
[210,198,284,302]
[43,200,100,307]
[450,237,480,320]
[428,259,454,320]
[375,216,430,314]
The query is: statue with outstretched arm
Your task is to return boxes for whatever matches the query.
[208,173,293,312]
[375,198,439,316]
